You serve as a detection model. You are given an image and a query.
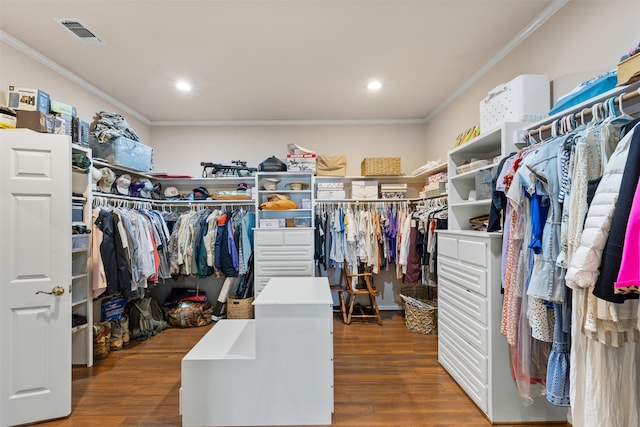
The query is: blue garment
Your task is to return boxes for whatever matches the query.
[528,191,549,255]
[520,135,568,303]
[546,303,571,406]
[241,211,255,272]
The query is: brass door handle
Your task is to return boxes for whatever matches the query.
[36,286,65,296]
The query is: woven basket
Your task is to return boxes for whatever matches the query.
[361,157,401,176]
[227,296,255,319]
[400,286,437,335]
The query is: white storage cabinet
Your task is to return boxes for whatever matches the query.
[253,228,315,295]
[437,230,567,423]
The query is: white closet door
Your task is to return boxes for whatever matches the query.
[0,130,72,427]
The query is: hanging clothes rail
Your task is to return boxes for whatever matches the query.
[92,193,255,210]
[93,195,152,210]
[526,84,640,141]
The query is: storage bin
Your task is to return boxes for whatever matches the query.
[479,74,550,134]
[72,203,84,223]
[294,217,311,227]
[351,181,378,199]
[400,286,437,335]
[72,234,90,251]
[226,296,254,319]
[89,136,153,172]
[361,157,401,176]
[475,168,494,200]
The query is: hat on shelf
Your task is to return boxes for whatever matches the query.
[151,182,162,200]
[258,178,280,191]
[71,153,91,171]
[192,187,210,200]
[129,181,145,197]
[266,193,290,201]
[286,181,309,191]
[99,167,116,193]
[164,186,180,200]
[115,174,132,195]
[287,143,316,155]
[90,166,102,192]
[139,179,154,199]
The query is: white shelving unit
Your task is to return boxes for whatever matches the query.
[71,143,93,366]
[256,171,314,228]
[447,122,523,230]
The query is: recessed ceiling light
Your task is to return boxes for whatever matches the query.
[367,80,382,91]
[176,81,192,92]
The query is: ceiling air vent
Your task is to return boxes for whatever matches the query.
[55,19,105,45]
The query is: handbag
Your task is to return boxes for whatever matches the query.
[316,154,347,176]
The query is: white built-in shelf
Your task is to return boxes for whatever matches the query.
[93,159,154,178]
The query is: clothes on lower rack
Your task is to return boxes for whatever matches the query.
[164,207,255,280]
[314,200,446,286]
[92,206,172,301]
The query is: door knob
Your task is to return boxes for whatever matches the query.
[36,286,65,296]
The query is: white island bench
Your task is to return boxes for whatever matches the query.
[181,277,334,427]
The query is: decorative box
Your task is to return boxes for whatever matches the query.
[479,74,550,134]
[7,86,50,114]
[259,219,284,228]
[617,53,640,86]
[286,154,316,173]
[352,181,378,200]
[316,190,346,200]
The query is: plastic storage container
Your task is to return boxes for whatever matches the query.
[479,74,550,134]
[72,234,91,251]
[89,136,153,172]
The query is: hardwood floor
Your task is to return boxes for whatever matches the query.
[33,311,569,427]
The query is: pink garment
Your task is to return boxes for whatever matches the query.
[614,177,640,294]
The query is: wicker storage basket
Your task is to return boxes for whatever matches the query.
[361,157,401,176]
[226,296,255,319]
[400,286,437,335]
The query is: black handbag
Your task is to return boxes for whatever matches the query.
[259,155,287,172]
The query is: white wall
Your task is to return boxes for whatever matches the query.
[423,0,640,162]
[0,41,151,143]
[150,123,426,177]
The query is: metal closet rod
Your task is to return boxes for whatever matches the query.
[527,87,640,138]
[92,194,254,210]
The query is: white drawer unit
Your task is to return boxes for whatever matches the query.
[253,228,315,295]
[436,230,568,423]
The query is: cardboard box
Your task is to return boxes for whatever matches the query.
[351,181,378,200]
[16,110,57,133]
[89,136,153,172]
[7,86,50,114]
[287,154,316,173]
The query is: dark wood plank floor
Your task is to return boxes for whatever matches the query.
[32,311,570,427]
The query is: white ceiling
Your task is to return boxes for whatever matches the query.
[0,0,564,124]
